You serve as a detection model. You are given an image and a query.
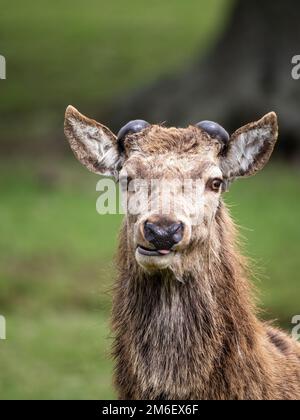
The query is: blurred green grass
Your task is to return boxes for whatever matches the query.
[0,0,230,111]
[0,313,114,400]
[0,159,299,399]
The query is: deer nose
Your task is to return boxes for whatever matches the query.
[144,221,184,250]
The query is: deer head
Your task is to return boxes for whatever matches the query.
[64,106,278,272]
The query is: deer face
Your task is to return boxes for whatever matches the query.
[65,106,278,272]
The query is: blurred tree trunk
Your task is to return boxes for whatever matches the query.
[110,0,300,157]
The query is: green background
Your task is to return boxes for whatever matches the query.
[0,0,299,399]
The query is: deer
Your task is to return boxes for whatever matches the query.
[64,105,300,400]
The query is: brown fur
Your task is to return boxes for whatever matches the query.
[112,205,300,400]
[123,125,221,156]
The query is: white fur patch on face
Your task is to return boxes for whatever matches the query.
[205,166,223,181]
[64,106,123,178]
[221,112,278,180]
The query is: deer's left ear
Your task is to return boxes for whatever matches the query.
[220,112,278,180]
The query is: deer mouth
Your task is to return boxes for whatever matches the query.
[137,246,173,257]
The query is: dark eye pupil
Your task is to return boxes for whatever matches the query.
[212,179,221,190]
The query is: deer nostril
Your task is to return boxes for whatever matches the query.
[169,223,181,234]
[172,223,184,244]
[144,223,162,241]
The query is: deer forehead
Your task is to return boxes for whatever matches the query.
[121,125,222,178]
[122,154,222,181]
[123,125,222,157]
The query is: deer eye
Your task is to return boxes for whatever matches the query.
[208,178,223,192]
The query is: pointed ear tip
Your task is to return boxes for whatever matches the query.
[65,105,80,120]
[64,106,79,138]
[263,111,278,125]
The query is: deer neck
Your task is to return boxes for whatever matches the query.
[113,205,264,399]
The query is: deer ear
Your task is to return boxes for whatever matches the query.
[220,112,278,180]
[64,106,124,179]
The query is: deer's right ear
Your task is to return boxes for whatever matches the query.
[64,106,124,179]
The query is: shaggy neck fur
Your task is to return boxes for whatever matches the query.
[112,204,298,400]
